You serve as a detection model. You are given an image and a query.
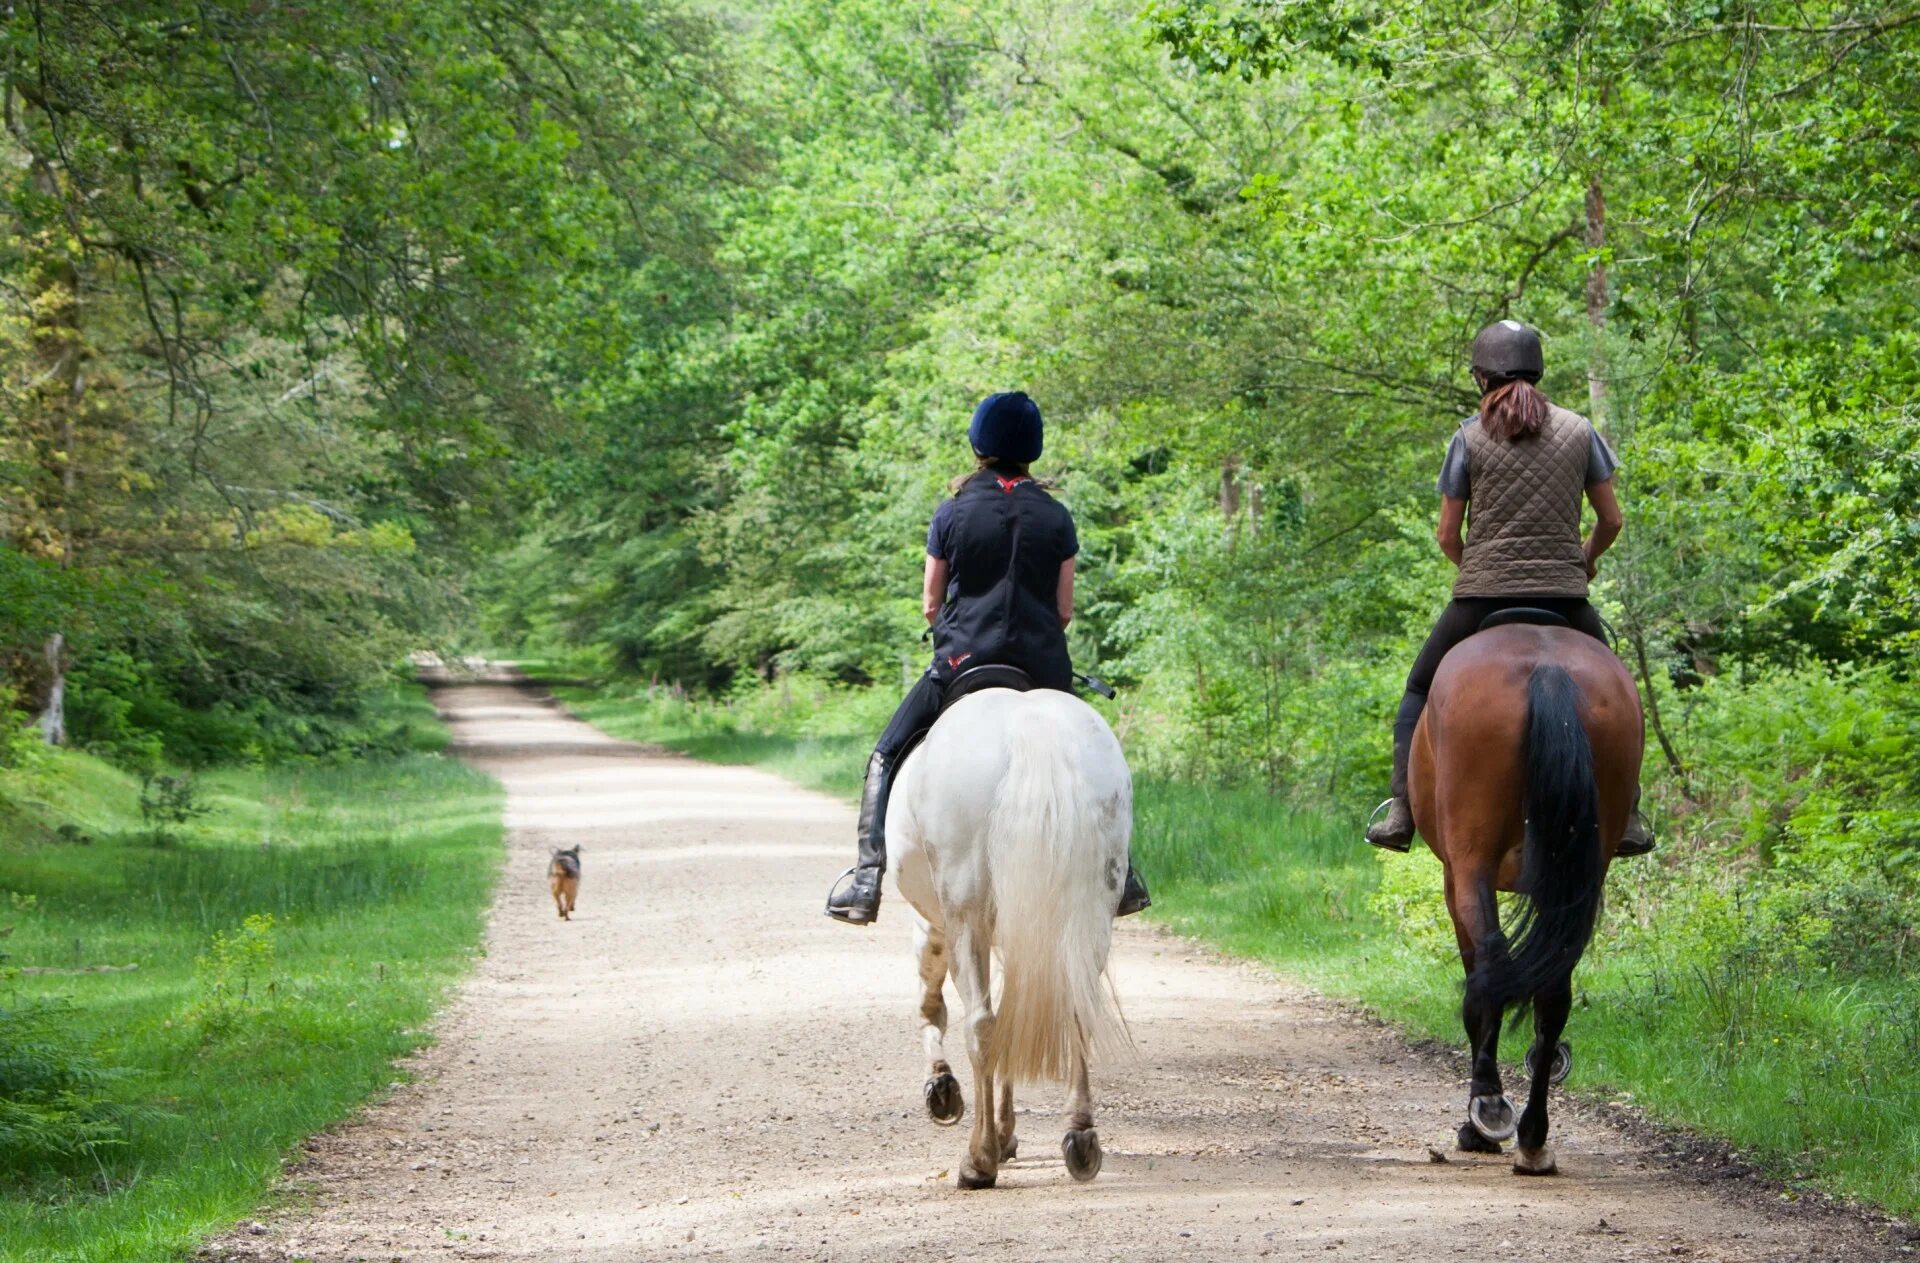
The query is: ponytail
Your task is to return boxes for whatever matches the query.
[1480,378,1549,442]
[948,454,1054,495]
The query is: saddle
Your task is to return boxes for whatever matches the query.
[942,663,1033,707]
[1478,607,1570,632]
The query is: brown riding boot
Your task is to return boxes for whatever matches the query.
[1365,734,1415,853]
[1616,789,1656,857]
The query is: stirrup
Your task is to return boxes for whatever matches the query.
[824,865,879,925]
[1364,798,1411,853]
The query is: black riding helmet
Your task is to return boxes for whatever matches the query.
[1470,320,1544,383]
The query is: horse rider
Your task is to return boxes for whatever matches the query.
[825,391,1154,926]
[1365,320,1655,857]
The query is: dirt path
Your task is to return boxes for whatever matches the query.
[218,673,1903,1262]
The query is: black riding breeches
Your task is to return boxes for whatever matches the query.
[1393,596,1608,751]
[876,672,945,762]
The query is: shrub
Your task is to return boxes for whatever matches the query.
[138,772,210,845]
[187,914,281,1038]
[0,683,42,770]
[0,999,138,1178]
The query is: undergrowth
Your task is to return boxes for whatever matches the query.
[0,682,503,1263]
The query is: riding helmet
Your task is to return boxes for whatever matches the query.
[1470,320,1545,382]
[968,391,1044,464]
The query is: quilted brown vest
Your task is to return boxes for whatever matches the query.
[1453,404,1593,598]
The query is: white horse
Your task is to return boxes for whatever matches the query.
[889,687,1132,1189]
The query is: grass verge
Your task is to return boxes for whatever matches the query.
[551,676,1920,1220]
[0,684,503,1263]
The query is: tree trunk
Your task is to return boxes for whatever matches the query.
[37,632,66,746]
[1584,172,1608,428]
[18,140,84,746]
[1626,621,1692,799]
[1220,454,1241,521]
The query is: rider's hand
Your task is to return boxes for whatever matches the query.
[1585,556,1599,580]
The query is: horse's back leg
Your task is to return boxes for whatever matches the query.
[949,922,999,1189]
[1447,863,1512,1152]
[1514,979,1572,1175]
[914,917,963,1125]
[1061,1046,1102,1182]
[997,1080,1017,1162]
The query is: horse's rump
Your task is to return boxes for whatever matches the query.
[1413,626,1642,881]
[985,696,1132,1082]
[891,690,1132,1084]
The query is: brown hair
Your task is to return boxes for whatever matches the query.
[949,455,1052,495]
[1479,377,1549,442]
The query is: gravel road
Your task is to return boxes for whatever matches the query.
[214,671,1906,1262]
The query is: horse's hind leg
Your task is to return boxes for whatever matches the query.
[950,923,999,1189]
[1061,1046,1103,1182]
[1448,868,1513,1152]
[914,917,963,1126]
[997,1080,1017,1162]
[1514,979,1571,1175]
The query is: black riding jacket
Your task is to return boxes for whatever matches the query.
[925,471,1078,690]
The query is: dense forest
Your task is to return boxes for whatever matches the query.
[12,0,1914,851]
[3,0,1918,1225]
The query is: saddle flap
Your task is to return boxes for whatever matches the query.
[942,663,1033,707]
[1478,606,1572,632]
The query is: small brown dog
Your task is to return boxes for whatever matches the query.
[548,846,581,920]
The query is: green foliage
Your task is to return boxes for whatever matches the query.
[0,684,39,770]
[187,915,281,1039]
[0,999,139,1178]
[1669,664,1920,879]
[0,0,736,751]
[0,688,502,1258]
[137,773,210,846]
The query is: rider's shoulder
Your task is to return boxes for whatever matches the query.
[1546,402,1594,430]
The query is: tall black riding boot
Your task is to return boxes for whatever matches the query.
[826,751,893,925]
[1116,860,1151,917]
[1364,731,1415,853]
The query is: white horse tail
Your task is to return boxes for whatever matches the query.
[985,701,1130,1084]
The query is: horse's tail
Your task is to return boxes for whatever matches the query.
[1473,663,1606,1019]
[986,703,1129,1084]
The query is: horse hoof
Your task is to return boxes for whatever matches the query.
[1527,1040,1573,1086]
[1062,1128,1103,1182]
[957,1163,996,1190]
[1469,1094,1517,1143]
[1513,1145,1558,1176]
[1456,1122,1503,1154]
[924,1072,964,1126]
[999,1134,1019,1162]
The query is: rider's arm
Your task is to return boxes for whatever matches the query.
[1584,478,1624,577]
[1057,557,1075,628]
[1436,495,1466,568]
[923,555,949,624]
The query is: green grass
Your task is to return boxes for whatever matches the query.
[554,679,1920,1219]
[0,684,504,1262]
[547,680,872,800]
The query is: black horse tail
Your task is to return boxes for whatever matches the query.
[1471,663,1606,1020]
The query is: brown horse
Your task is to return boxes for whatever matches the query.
[1409,617,1642,1175]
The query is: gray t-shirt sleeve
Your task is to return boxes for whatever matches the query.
[1586,424,1620,486]
[1436,429,1471,499]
